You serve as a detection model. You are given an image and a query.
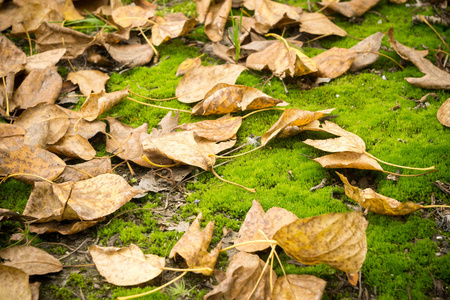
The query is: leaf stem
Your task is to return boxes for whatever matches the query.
[127,97,191,113]
[141,155,180,168]
[2,76,9,117]
[423,205,450,209]
[1,173,54,184]
[211,166,256,193]
[211,144,264,159]
[364,151,436,171]
[162,267,213,273]
[137,26,159,58]
[241,108,285,120]
[117,271,187,300]
[246,244,276,300]
[356,51,404,69]
[382,169,439,177]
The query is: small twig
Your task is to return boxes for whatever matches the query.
[367,10,390,22]
[309,178,327,192]
[59,238,91,260]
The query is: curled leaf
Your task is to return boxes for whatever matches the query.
[79,87,129,121]
[151,13,197,46]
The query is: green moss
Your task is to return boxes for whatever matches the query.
[112,286,170,300]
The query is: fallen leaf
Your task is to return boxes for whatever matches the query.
[272,274,327,300]
[79,87,129,121]
[313,152,384,171]
[25,49,66,73]
[0,144,66,184]
[87,48,113,67]
[0,34,26,77]
[246,34,318,78]
[47,0,84,21]
[176,56,202,77]
[58,106,106,140]
[46,134,96,160]
[273,211,368,279]
[151,13,197,46]
[0,123,26,138]
[29,219,103,235]
[56,158,111,183]
[0,246,63,275]
[203,251,277,300]
[299,12,347,37]
[13,67,62,109]
[312,47,357,78]
[14,103,70,144]
[337,172,424,215]
[196,0,210,23]
[67,70,110,97]
[437,98,450,127]
[8,2,62,35]
[0,265,31,300]
[30,282,40,300]
[191,83,289,116]
[261,108,335,146]
[387,27,450,89]
[111,4,155,28]
[89,244,165,286]
[318,0,382,18]
[204,0,231,42]
[169,213,221,275]
[104,43,154,68]
[175,64,246,103]
[349,31,384,72]
[35,22,95,59]
[234,200,298,252]
[0,208,36,223]
[176,114,242,142]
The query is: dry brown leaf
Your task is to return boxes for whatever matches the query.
[89,244,165,286]
[299,12,347,37]
[67,70,110,97]
[47,134,96,160]
[0,246,63,275]
[387,28,450,89]
[0,144,66,183]
[30,282,40,300]
[203,251,277,300]
[0,34,26,77]
[349,31,384,72]
[273,211,368,280]
[176,64,246,103]
[142,131,217,170]
[192,83,288,116]
[437,98,450,127]
[246,34,318,78]
[106,118,175,167]
[196,0,211,23]
[8,2,62,35]
[35,22,95,59]
[176,114,242,142]
[87,48,113,67]
[176,56,202,77]
[261,108,335,146]
[151,13,197,46]
[312,47,357,79]
[318,0,382,18]
[104,43,154,68]
[204,0,231,42]
[0,208,36,223]
[0,2,20,32]
[13,67,62,109]
[0,123,26,138]
[313,152,384,171]
[337,172,424,215]
[14,103,69,144]
[29,219,103,235]
[0,265,31,300]
[58,106,106,140]
[111,4,155,28]
[47,0,84,21]
[25,49,66,73]
[56,158,111,183]
[272,274,327,300]
[234,200,298,252]
[169,213,221,275]
[79,87,129,121]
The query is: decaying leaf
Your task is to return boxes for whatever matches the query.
[203,251,277,300]
[0,34,26,77]
[177,114,242,142]
[313,152,384,171]
[104,43,154,68]
[299,12,347,37]
[176,56,202,77]
[318,0,382,18]
[111,4,155,28]
[437,98,450,127]
[272,274,327,300]
[175,64,247,103]
[151,13,197,46]
[312,47,357,79]
[0,246,63,275]
[349,31,384,72]
[261,108,335,146]
[246,34,318,78]
[191,83,288,116]
[0,208,36,224]
[79,87,129,121]
[14,103,69,144]
[89,244,165,286]
[67,70,110,97]
[337,172,424,215]
[387,28,450,90]
[234,200,298,252]
[24,49,66,73]
[273,211,368,280]
[0,144,66,183]
[0,265,31,300]
[29,219,103,235]
[204,0,231,42]
[46,134,96,161]
[169,213,221,275]
[56,158,111,183]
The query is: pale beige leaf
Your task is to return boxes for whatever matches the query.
[177,115,242,142]
[437,98,450,127]
[105,43,154,68]
[349,31,384,72]
[112,5,155,28]
[25,49,66,73]
[67,70,110,97]
[56,158,111,183]
[299,12,347,37]
[204,0,231,42]
[79,87,129,121]
[313,47,357,79]
[272,274,327,300]
[0,246,62,275]
[0,265,31,300]
[313,152,384,171]
[318,0,382,18]
[46,134,96,161]
[151,13,197,46]
[0,34,26,77]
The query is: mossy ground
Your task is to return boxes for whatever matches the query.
[0,0,449,299]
